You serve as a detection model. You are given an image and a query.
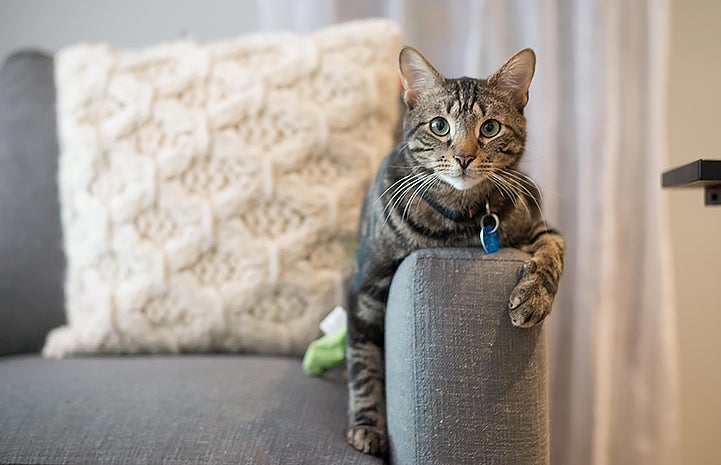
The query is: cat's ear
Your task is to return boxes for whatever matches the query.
[488,48,536,111]
[399,46,445,108]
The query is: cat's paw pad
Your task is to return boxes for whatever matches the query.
[347,425,388,455]
[508,263,553,328]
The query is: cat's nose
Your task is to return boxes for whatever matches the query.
[454,154,476,170]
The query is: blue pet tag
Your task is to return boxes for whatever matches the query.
[480,213,500,254]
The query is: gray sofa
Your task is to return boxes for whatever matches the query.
[0,51,548,465]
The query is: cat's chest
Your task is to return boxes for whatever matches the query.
[405,203,484,248]
[402,196,527,251]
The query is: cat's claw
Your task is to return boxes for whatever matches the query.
[347,425,388,456]
[508,262,553,327]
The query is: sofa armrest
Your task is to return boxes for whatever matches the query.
[0,51,66,356]
[385,248,549,465]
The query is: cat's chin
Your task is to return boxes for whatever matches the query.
[441,174,485,191]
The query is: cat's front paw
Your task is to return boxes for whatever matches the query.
[508,261,555,327]
[347,425,388,456]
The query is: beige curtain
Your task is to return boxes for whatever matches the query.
[257,1,680,463]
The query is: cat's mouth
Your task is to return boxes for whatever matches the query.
[441,171,486,191]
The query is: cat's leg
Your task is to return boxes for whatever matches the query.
[509,225,566,327]
[346,282,389,455]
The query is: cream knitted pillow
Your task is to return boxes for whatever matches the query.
[43,20,401,357]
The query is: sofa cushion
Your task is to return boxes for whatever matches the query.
[0,51,65,356]
[0,354,381,465]
[46,19,401,358]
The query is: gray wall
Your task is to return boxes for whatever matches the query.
[0,0,260,62]
[667,1,721,464]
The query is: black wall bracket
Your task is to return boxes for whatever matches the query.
[662,159,721,205]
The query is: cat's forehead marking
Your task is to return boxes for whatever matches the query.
[444,96,482,121]
[443,78,513,121]
[446,78,479,115]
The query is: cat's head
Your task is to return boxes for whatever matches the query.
[399,47,535,191]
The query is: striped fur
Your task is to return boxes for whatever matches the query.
[346,47,565,455]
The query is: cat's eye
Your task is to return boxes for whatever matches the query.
[480,119,501,138]
[429,117,450,136]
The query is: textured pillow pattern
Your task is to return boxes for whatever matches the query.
[43,20,400,357]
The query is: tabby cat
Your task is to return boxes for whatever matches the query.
[345,46,565,455]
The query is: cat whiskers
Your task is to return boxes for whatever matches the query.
[380,173,431,229]
[402,173,440,221]
[488,171,518,207]
[374,172,426,206]
[378,175,425,223]
[490,172,534,223]
[378,172,437,231]
[497,168,548,230]
[501,168,545,204]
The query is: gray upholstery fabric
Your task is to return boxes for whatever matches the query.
[385,248,549,465]
[0,51,65,356]
[0,355,381,465]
